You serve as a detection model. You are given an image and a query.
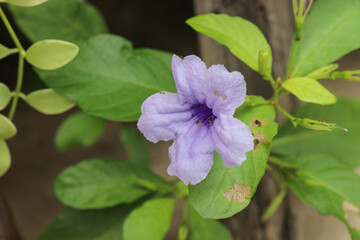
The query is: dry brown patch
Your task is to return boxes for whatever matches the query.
[251,119,268,128]
[223,183,251,203]
[343,201,360,230]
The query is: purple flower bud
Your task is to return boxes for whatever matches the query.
[137,55,254,185]
[352,74,360,78]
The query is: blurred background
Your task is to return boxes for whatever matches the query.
[0,0,359,239]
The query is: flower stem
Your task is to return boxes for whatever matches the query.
[0,7,25,54]
[0,6,26,120]
[286,38,300,79]
[261,186,287,222]
[262,165,287,222]
[178,197,189,240]
[8,55,24,120]
[275,103,297,126]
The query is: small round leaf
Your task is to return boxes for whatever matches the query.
[0,114,17,139]
[0,83,11,110]
[25,89,75,115]
[0,140,11,177]
[6,0,47,7]
[25,40,79,70]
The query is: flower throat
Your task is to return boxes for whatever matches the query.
[191,104,216,127]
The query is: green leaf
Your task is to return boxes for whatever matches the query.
[25,40,79,70]
[282,77,336,105]
[24,89,75,115]
[272,96,360,168]
[55,112,107,151]
[0,140,11,177]
[289,0,360,77]
[120,124,149,168]
[0,44,17,60]
[123,198,174,240]
[187,14,272,73]
[38,203,138,240]
[36,34,176,121]
[0,114,17,139]
[351,230,360,240]
[9,0,108,42]
[0,83,11,110]
[273,155,360,238]
[6,0,47,7]
[189,96,278,219]
[54,158,171,209]
[189,207,232,240]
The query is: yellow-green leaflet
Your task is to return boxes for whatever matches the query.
[0,44,12,60]
[282,77,336,105]
[0,83,11,110]
[0,114,17,139]
[0,140,11,177]
[24,89,75,115]
[6,0,47,7]
[25,40,79,70]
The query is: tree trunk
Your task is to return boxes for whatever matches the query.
[192,1,350,240]
[0,186,22,240]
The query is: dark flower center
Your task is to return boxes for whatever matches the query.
[191,104,216,127]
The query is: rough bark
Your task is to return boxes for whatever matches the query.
[0,187,22,240]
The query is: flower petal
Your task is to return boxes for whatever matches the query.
[171,55,207,105]
[211,115,254,168]
[137,92,192,143]
[167,123,214,185]
[205,64,246,116]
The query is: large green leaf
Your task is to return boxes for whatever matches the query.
[189,96,278,219]
[119,123,149,168]
[272,96,360,168]
[273,155,360,239]
[38,204,138,240]
[187,14,272,73]
[189,207,232,240]
[9,0,108,42]
[54,159,171,209]
[282,77,336,105]
[352,231,360,240]
[289,0,360,77]
[123,198,174,240]
[55,112,107,151]
[36,34,176,121]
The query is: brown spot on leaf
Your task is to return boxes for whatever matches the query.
[221,93,227,100]
[251,119,268,128]
[252,132,268,152]
[354,166,360,176]
[343,201,360,230]
[222,183,251,202]
[214,90,220,96]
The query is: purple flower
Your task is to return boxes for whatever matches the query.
[137,55,254,185]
